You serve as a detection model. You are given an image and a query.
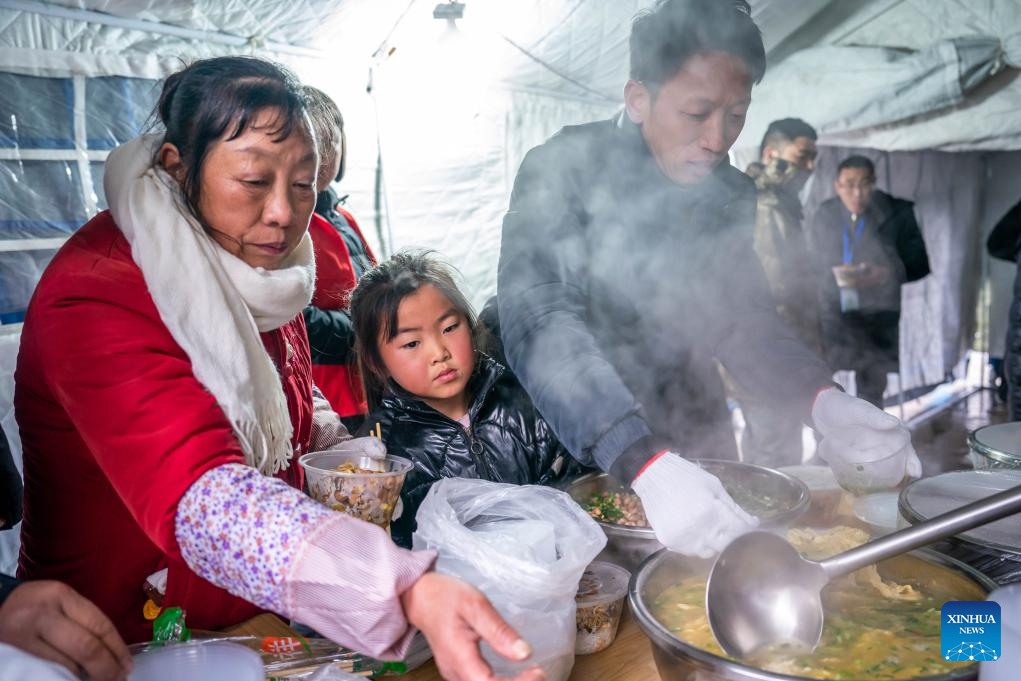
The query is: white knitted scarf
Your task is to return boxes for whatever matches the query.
[104,134,315,475]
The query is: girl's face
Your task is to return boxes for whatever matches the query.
[379,283,475,420]
[161,108,318,270]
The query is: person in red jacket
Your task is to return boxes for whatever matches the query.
[14,55,541,681]
[303,86,376,433]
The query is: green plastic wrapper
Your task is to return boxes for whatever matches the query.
[152,606,192,643]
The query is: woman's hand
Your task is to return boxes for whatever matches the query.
[400,572,545,681]
[0,580,133,681]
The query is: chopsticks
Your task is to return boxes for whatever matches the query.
[269,660,372,678]
[364,422,386,472]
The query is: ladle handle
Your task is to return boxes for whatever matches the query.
[819,484,1021,579]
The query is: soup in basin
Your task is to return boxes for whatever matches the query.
[649,527,987,680]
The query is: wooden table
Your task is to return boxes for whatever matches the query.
[399,608,658,681]
[221,612,304,639]
[228,609,658,681]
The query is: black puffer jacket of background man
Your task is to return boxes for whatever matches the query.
[809,189,930,370]
[497,114,835,483]
[363,355,576,548]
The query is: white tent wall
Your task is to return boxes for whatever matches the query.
[0,0,1017,416]
[3,0,1014,311]
[372,83,618,306]
[348,0,638,305]
[734,0,1021,155]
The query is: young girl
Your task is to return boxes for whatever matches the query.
[350,252,575,547]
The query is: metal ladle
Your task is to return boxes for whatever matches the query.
[706,484,1021,659]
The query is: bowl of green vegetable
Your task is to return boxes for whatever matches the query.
[563,459,810,571]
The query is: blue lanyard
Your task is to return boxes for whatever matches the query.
[842,215,865,265]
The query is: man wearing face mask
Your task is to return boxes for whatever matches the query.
[738,119,821,466]
[497,0,922,559]
[810,155,930,408]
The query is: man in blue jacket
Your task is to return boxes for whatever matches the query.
[497,0,921,557]
[810,155,931,408]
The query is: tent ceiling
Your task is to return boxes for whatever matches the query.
[3,0,1017,150]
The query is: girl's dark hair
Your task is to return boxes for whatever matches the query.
[154,56,311,216]
[350,251,481,410]
[630,0,765,89]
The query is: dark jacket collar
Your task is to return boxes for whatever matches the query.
[835,189,904,227]
[315,186,351,219]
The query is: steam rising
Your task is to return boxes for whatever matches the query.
[496,115,831,471]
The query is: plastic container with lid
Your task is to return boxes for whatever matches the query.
[968,422,1021,470]
[574,560,630,655]
[899,469,1021,584]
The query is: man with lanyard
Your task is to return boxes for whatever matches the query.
[497,0,922,559]
[810,155,930,407]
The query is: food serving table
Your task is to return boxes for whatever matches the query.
[225,610,657,681]
[225,470,1014,681]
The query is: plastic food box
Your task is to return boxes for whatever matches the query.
[575,560,630,655]
[299,450,412,530]
[130,634,416,679]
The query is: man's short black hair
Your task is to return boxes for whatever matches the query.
[630,0,765,89]
[838,155,875,178]
[759,118,817,160]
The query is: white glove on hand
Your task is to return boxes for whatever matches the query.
[350,436,387,460]
[329,436,387,461]
[631,452,758,559]
[812,388,922,485]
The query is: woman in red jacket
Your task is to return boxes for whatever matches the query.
[14,56,540,681]
[302,85,376,432]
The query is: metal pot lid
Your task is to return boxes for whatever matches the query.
[900,469,1021,553]
[968,422,1021,464]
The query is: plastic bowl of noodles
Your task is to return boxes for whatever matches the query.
[563,460,810,571]
[299,450,412,530]
[629,526,996,681]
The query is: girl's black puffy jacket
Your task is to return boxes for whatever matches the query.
[364,355,577,547]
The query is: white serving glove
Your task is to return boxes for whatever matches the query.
[341,436,400,516]
[631,452,758,559]
[812,388,922,484]
[352,436,388,460]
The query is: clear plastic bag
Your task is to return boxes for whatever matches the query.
[413,479,606,681]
